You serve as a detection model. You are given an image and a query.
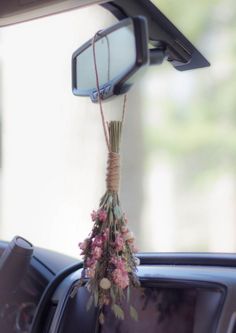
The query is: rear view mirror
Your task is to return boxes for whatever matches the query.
[72,17,149,102]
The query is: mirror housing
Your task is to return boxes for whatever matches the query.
[72,16,149,102]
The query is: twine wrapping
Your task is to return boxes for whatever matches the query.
[106,152,120,192]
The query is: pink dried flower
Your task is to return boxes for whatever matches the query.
[112,268,129,289]
[115,235,124,251]
[93,246,102,260]
[93,235,103,248]
[103,228,109,240]
[111,257,125,271]
[91,210,97,221]
[98,209,107,222]
[78,239,88,251]
[118,261,126,271]
[86,257,96,268]
[110,256,118,266]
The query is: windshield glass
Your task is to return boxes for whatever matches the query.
[0,1,235,257]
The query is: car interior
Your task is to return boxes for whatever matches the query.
[0,1,236,333]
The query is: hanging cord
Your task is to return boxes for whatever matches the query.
[92,31,111,152]
[92,31,127,192]
[122,94,127,124]
[92,31,127,152]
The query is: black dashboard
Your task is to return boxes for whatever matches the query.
[1,239,236,333]
[0,240,78,333]
[0,262,47,333]
[48,266,226,333]
[45,265,234,333]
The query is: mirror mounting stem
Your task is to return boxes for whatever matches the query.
[149,47,166,66]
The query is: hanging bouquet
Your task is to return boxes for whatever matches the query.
[73,121,140,324]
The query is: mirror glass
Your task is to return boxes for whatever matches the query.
[75,22,136,92]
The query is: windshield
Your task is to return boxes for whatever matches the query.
[0,1,235,257]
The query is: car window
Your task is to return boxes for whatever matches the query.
[0,1,235,256]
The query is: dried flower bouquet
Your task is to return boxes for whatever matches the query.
[73,121,140,324]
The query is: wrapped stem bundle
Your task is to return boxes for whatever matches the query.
[75,121,140,324]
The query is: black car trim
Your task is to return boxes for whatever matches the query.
[137,253,236,267]
[102,0,210,71]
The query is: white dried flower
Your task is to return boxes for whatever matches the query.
[100,278,111,290]
[121,226,128,233]
[124,231,134,241]
[135,257,140,266]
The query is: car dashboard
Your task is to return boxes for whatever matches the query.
[1,241,236,333]
[46,264,236,333]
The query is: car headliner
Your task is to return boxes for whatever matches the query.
[0,0,106,27]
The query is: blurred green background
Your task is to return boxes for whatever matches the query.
[140,0,236,251]
[150,0,236,180]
